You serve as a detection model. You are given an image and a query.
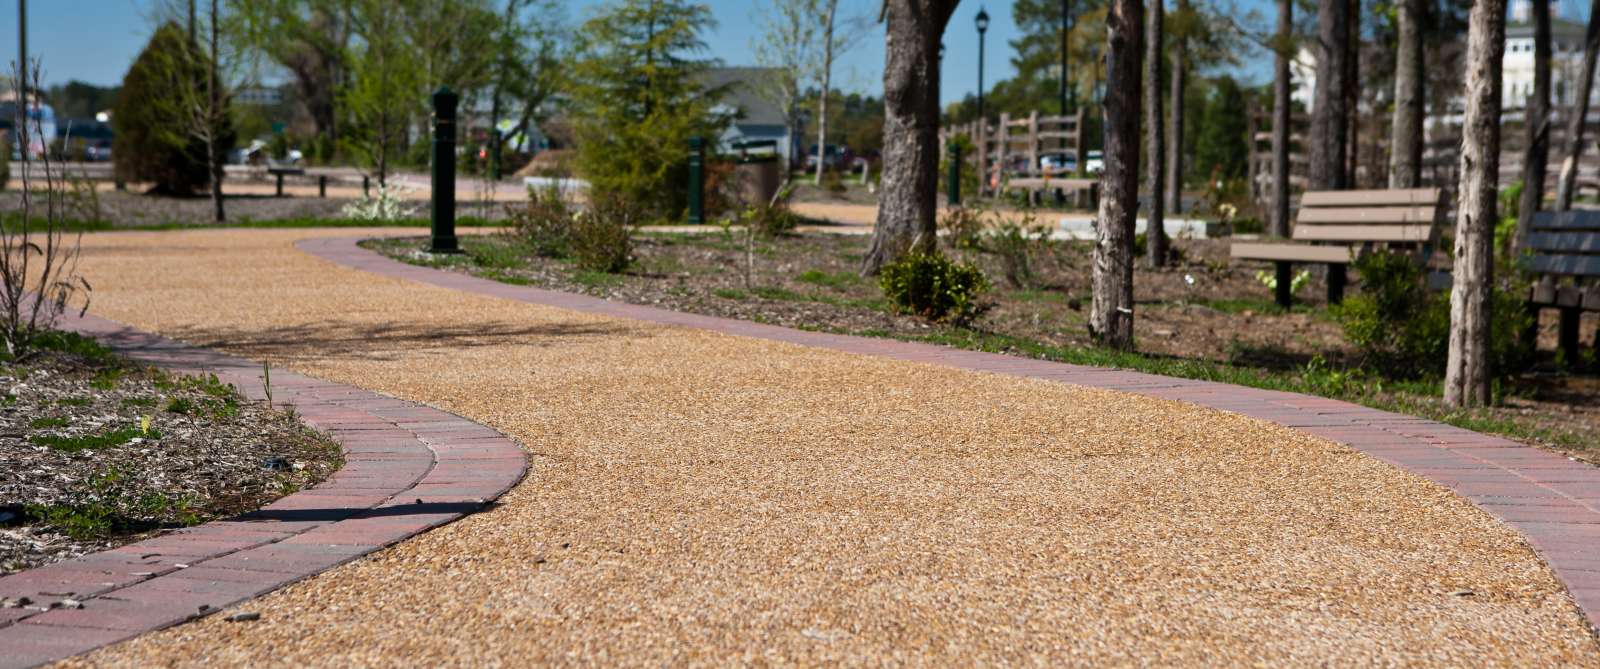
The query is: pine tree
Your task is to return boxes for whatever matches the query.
[571,0,726,221]
[112,22,224,196]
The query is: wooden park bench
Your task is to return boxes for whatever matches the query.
[1001,176,1099,209]
[1525,210,1600,362]
[1230,188,1446,307]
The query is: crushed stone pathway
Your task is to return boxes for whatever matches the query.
[33,229,1600,666]
[0,310,523,669]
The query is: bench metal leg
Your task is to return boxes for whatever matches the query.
[1559,307,1581,365]
[275,173,284,197]
[1275,261,1293,309]
[318,175,327,198]
[1326,264,1347,305]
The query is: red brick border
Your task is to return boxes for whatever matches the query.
[0,311,526,669]
[305,234,1600,635]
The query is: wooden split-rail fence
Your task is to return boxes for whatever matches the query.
[941,109,1098,207]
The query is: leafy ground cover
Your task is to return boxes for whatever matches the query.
[365,230,1600,465]
[0,332,341,574]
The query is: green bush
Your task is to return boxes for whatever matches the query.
[507,185,575,257]
[1339,250,1532,380]
[112,22,232,195]
[571,191,636,273]
[879,252,989,323]
[991,215,1049,288]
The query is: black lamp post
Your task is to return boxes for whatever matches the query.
[976,8,989,122]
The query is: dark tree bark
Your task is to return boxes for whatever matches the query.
[1091,0,1143,349]
[1444,0,1505,409]
[1514,0,1551,256]
[862,0,959,275]
[1555,0,1600,210]
[1388,0,1423,188]
[1146,0,1166,267]
[1163,0,1187,218]
[207,0,225,223]
[1344,0,1359,186]
[1271,0,1292,237]
[1308,0,1349,190]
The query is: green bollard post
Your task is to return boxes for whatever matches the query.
[687,136,705,225]
[430,86,460,253]
[946,142,962,207]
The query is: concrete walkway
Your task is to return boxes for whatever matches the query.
[37,229,1600,665]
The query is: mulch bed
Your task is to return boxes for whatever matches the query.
[0,333,341,575]
[364,229,1600,463]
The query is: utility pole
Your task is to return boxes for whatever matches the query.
[18,0,26,102]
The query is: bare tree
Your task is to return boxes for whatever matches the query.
[812,0,869,185]
[1308,0,1349,190]
[171,1,230,222]
[1514,0,1551,256]
[754,0,819,172]
[1,62,91,358]
[206,0,224,222]
[1444,0,1506,408]
[1271,0,1292,236]
[1146,0,1166,267]
[861,0,957,275]
[1091,0,1143,349]
[1388,0,1422,188]
[1556,0,1600,210]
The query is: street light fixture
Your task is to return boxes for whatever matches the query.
[976,7,989,123]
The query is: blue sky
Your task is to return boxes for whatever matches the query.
[2,0,1297,105]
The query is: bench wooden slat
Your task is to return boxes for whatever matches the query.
[1231,242,1356,263]
[1294,206,1436,224]
[1299,189,1440,207]
[1529,210,1600,231]
[1005,178,1096,190]
[1526,231,1600,252]
[1527,253,1600,277]
[1292,224,1435,242]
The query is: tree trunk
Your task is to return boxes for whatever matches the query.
[1091,0,1143,349]
[1389,0,1423,188]
[1514,0,1551,255]
[208,0,224,223]
[1308,0,1349,190]
[814,0,838,186]
[1444,0,1505,409]
[1344,0,1359,186]
[1271,0,1292,237]
[1163,0,1186,218]
[861,0,957,275]
[1556,0,1600,210]
[1146,0,1166,267]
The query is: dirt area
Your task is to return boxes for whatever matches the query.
[365,230,1600,463]
[0,333,341,575]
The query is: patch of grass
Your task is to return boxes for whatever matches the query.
[25,502,116,540]
[31,426,160,452]
[121,396,159,408]
[165,397,196,414]
[1009,289,1068,304]
[796,269,861,290]
[712,287,749,300]
[751,286,808,302]
[29,416,67,429]
[466,239,529,269]
[23,330,119,365]
[480,269,535,286]
[56,396,93,407]
[90,368,126,390]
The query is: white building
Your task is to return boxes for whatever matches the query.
[1504,0,1592,108]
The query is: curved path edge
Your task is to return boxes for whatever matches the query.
[0,309,527,669]
[305,234,1600,636]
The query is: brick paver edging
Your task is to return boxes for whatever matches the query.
[0,310,527,669]
[304,234,1600,635]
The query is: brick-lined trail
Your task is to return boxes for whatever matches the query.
[40,229,1600,665]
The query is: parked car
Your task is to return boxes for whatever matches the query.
[85,143,112,162]
[805,144,849,171]
[1085,150,1104,175]
[1039,152,1077,174]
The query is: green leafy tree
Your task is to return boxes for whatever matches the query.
[113,22,227,196]
[1190,75,1249,181]
[341,0,422,185]
[571,0,727,221]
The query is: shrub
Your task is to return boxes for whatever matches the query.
[341,182,419,222]
[507,185,575,257]
[991,214,1050,288]
[571,192,636,273]
[879,252,989,323]
[112,22,231,196]
[1339,250,1531,380]
[939,205,985,251]
[744,201,800,239]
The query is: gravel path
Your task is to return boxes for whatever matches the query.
[54,229,1600,666]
